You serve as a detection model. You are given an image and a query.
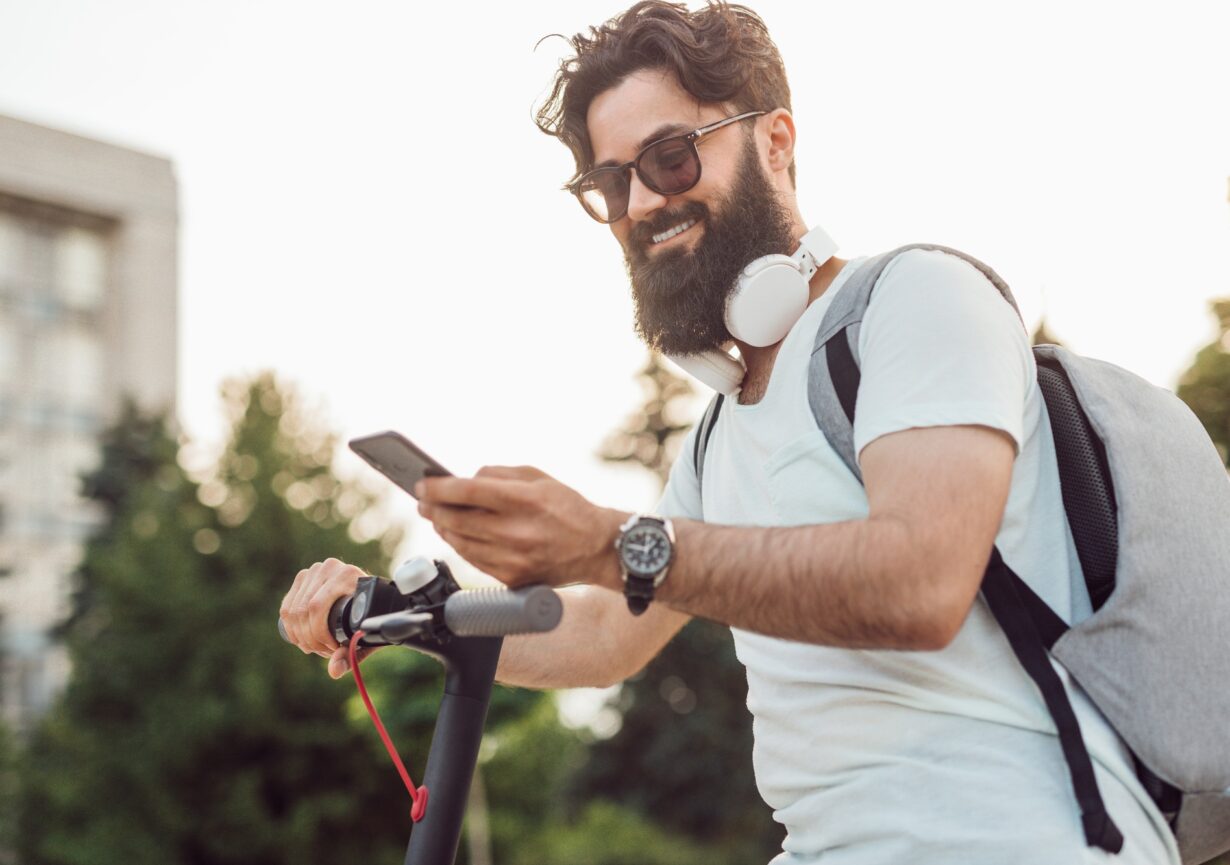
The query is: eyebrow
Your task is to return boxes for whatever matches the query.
[593,122,691,170]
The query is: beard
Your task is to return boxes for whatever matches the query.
[623,136,798,355]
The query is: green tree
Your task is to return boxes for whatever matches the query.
[1177,299,1230,467]
[16,374,543,864]
[588,351,783,863]
[0,650,14,865]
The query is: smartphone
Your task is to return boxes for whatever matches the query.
[348,431,452,499]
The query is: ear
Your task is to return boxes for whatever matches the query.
[762,108,797,179]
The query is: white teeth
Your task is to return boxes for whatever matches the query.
[652,218,698,245]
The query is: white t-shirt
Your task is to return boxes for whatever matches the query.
[656,249,1180,865]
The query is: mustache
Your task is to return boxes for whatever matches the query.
[627,202,710,252]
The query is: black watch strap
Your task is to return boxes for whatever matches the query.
[624,575,655,616]
[617,514,674,616]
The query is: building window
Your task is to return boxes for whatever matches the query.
[0,211,19,294]
[58,227,107,312]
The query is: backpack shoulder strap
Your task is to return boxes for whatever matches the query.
[692,392,725,508]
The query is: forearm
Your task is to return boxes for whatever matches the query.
[652,515,961,651]
[494,585,624,689]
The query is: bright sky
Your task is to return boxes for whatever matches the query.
[2,0,1228,571]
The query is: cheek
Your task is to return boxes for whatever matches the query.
[676,166,725,209]
[696,146,748,195]
[610,222,632,250]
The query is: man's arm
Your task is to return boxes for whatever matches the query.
[495,585,690,688]
[417,421,1015,652]
[655,423,1015,650]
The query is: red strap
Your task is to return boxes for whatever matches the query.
[350,631,429,822]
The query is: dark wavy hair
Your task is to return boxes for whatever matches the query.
[535,1,795,189]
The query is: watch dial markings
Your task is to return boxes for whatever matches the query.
[622,525,671,576]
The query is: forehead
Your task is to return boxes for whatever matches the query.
[586,69,718,165]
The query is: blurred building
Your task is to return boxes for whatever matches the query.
[0,113,177,730]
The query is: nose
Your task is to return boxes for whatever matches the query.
[625,170,668,224]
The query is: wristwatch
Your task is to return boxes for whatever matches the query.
[614,514,676,616]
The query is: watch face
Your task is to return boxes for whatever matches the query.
[619,523,672,577]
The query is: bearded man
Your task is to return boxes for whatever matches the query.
[281,3,1179,862]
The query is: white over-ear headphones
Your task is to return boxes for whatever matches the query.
[666,225,839,394]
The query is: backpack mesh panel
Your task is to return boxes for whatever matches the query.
[1035,356,1119,610]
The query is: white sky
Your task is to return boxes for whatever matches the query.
[2,0,1228,569]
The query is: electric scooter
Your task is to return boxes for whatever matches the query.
[279,556,562,865]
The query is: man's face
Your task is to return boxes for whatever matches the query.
[585,69,796,355]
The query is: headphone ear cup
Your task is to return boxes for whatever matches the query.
[726,255,810,347]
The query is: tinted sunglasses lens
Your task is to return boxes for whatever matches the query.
[639,138,699,194]
[578,171,628,223]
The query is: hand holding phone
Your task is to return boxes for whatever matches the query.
[348,431,451,499]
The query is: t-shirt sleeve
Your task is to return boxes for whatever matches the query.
[653,420,705,521]
[851,248,1032,463]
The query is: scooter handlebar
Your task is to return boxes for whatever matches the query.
[443,585,562,636]
[277,584,561,644]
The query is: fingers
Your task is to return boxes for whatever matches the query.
[435,526,535,586]
[306,581,345,655]
[418,466,551,511]
[418,465,568,587]
[280,569,315,653]
[279,558,367,658]
[418,476,519,510]
[419,500,507,544]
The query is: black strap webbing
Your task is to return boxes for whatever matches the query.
[982,549,1124,853]
[826,331,860,425]
[693,393,725,486]
[1006,568,1070,650]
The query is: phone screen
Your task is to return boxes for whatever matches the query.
[348,431,452,499]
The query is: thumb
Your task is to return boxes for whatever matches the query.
[327,646,351,679]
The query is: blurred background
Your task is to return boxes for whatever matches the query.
[0,1,1228,863]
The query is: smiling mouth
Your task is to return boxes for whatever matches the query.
[651,218,699,245]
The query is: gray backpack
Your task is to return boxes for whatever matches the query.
[692,245,1230,863]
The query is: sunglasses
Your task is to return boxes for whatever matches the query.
[568,110,766,224]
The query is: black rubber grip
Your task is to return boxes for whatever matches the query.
[443,586,562,636]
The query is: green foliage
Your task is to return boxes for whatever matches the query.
[510,801,718,865]
[1177,299,1230,467]
[15,373,555,865]
[0,713,14,865]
